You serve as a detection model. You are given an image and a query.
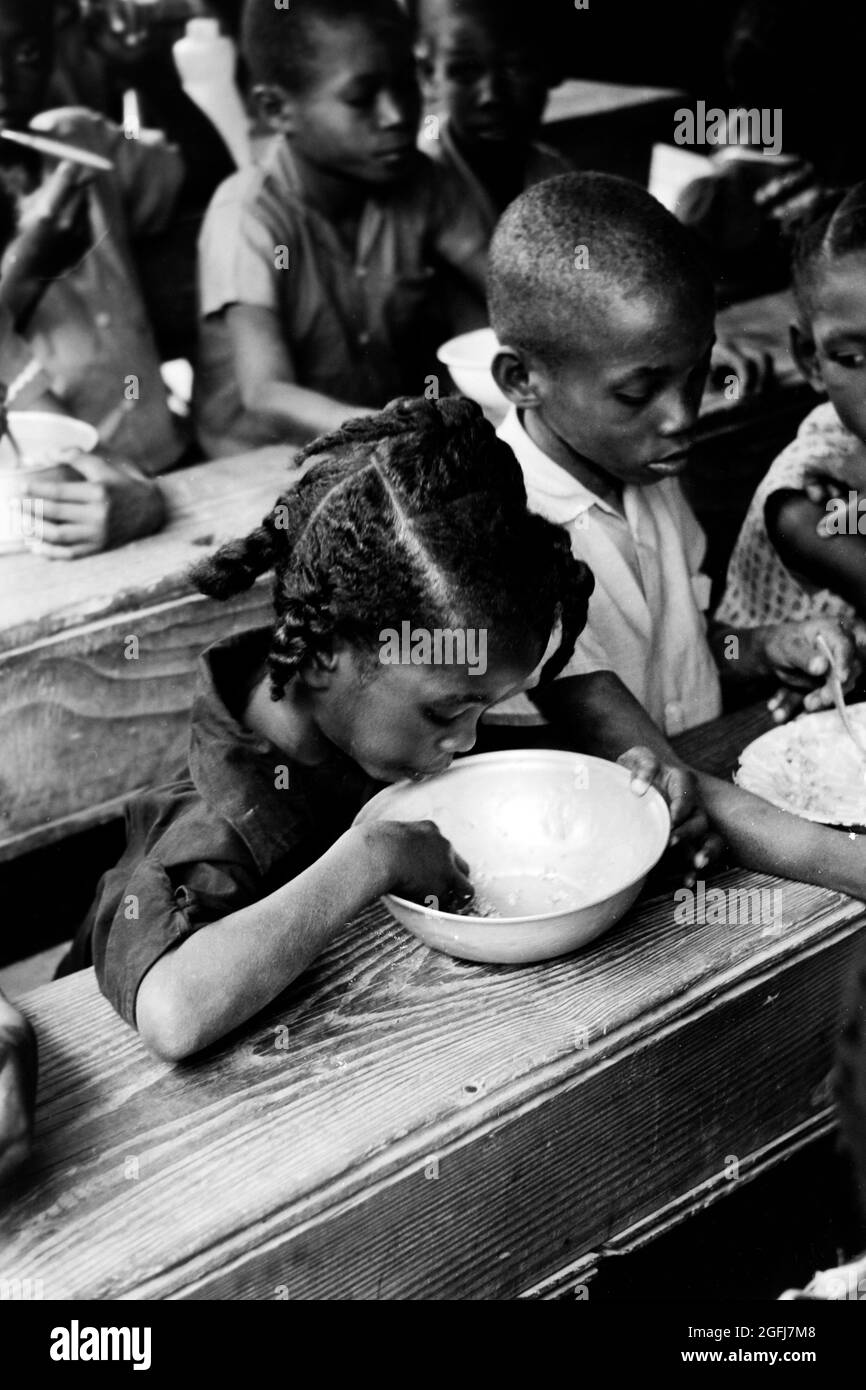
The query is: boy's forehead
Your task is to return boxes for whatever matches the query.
[571,287,714,369]
[813,253,866,325]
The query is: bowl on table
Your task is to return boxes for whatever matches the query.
[436,327,509,424]
[353,749,671,964]
[0,412,97,554]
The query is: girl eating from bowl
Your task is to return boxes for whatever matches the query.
[57,395,715,1060]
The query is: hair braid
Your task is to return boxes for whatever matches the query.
[193,395,595,704]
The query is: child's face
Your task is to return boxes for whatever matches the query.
[0,1,51,128]
[426,16,548,148]
[794,253,866,444]
[269,19,421,187]
[314,636,542,784]
[501,290,715,487]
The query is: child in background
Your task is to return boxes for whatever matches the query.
[485,173,861,739]
[194,0,490,457]
[415,0,566,234]
[718,184,866,636]
[413,0,567,333]
[0,0,184,555]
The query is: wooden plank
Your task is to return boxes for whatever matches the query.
[1,867,863,1299]
[0,589,270,860]
[0,445,293,651]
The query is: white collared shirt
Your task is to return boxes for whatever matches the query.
[491,408,722,735]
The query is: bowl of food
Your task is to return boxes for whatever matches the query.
[0,412,97,554]
[436,327,509,423]
[354,749,671,964]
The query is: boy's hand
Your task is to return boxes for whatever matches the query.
[617,747,724,885]
[25,454,166,558]
[763,619,864,722]
[371,819,473,909]
[753,160,824,229]
[0,997,37,1187]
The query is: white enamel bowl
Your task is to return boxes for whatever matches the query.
[354,750,671,964]
[436,327,509,422]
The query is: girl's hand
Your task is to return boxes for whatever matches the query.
[617,747,724,885]
[367,819,473,909]
[762,618,863,722]
[24,455,166,558]
[0,995,37,1187]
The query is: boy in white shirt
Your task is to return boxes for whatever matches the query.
[486,173,859,736]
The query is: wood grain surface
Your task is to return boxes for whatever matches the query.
[2,742,863,1299]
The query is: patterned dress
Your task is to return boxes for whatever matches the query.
[717,401,863,629]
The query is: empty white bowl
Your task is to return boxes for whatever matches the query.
[354,750,671,964]
[0,412,98,554]
[436,327,510,423]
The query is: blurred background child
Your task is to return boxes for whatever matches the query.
[0,0,187,553]
[194,0,490,457]
[413,0,568,332]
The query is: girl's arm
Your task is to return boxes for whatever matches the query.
[224,304,377,445]
[766,488,866,615]
[135,820,471,1062]
[697,771,866,901]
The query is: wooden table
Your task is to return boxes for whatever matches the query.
[0,447,293,862]
[1,703,863,1300]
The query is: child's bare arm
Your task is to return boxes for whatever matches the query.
[697,772,866,901]
[224,304,377,444]
[135,820,471,1061]
[767,488,866,615]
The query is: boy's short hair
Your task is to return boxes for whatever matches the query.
[488,172,715,366]
[792,181,866,322]
[242,0,413,92]
[414,0,553,71]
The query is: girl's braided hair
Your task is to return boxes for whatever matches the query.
[192,396,594,701]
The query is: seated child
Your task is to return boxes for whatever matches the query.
[718,183,866,642]
[484,172,861,738]
[415,0,567,234]
[194,0,490,458]
[413,0,567,333]
[0,0,184,555]
[56,397,594,1054]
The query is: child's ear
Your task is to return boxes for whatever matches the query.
[790,322,824,392]
[491,347,544,409]
[301,641,340,689]
[251,83,296,135]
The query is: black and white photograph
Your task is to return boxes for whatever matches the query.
[1,0,866,1339]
